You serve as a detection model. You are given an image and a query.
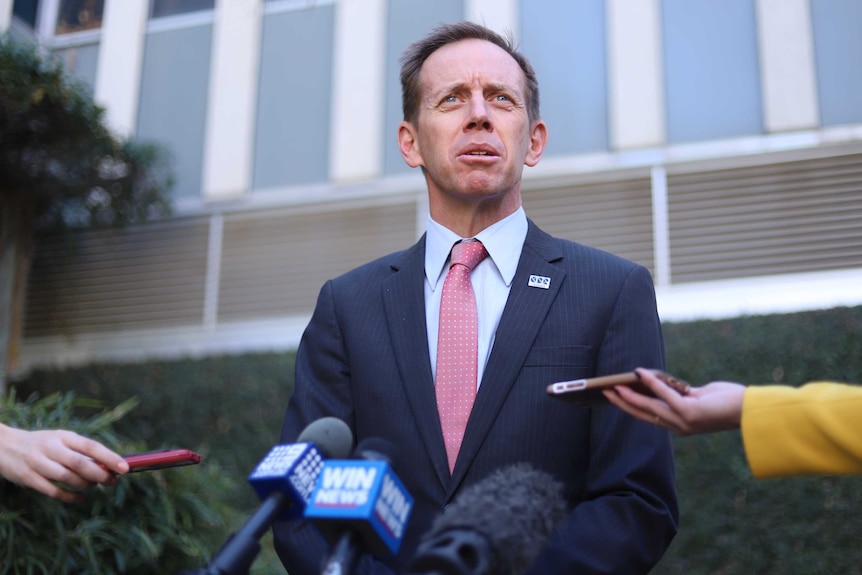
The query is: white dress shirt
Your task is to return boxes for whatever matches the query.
[424,207,528,390]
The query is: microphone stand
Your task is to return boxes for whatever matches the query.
[181,492,286,575]
[319,530,360,575]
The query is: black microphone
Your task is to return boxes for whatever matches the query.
[406,463,567,575]
[193,417,354,575]
[304,437,414,575]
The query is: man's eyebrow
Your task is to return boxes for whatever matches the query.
[483,82,519,94]
[428,81,468,97]
[428,81,521,99]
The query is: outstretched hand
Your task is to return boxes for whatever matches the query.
[0,424,129,502]
[602,368,746,436]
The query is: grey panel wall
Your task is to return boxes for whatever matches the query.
[382,0,464,176]
[253,4,334,189]
[25,202,419,337]
[521,0,609,155]
[668,151,862,283]
[25,218,210,336]
[811,0,862,127]
[137,23,213,198]
[218,202,418,320]
[662,0,763,143]
[523,174,655,274]
[24,145,862,339]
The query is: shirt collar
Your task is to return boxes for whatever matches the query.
[425,207,527,290]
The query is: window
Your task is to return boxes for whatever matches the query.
[522,0,609,156]
[12,0,41,28]
[150,0,215,19]
[810,0,862,126]
[661,0,763,143]
[55,0,103,35]
[13,0,105,37]
[253,5,335,187]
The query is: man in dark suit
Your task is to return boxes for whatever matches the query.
[273,21,678,575]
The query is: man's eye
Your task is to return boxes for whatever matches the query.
[495,94,512,102]
[443,95,458,103]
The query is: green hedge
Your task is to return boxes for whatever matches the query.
[12,352,295,574]
[10,305,862,574]
[654,305,862,575]
[18,352,295,506]
[0,390,238,574]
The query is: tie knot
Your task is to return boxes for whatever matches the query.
[450,240,488,271]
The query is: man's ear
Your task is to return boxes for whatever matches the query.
[398,121,423,168]
[524,120,548,167]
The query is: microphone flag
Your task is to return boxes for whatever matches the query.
[191,417,353,575]
[304,458,414,556]
[247,442,325,520]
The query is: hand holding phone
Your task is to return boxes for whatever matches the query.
[546,369,691,406]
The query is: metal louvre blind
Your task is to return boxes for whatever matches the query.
[668,152,862,283]
[25,218,210,336]
[522,175,656,274]
[218,202,417,320]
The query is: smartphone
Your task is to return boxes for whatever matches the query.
[546,369,690,405]
[124,449,202,473]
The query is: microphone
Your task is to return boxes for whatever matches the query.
[406,463,567,575]
[247,416,354,519]
[195,417,353,575]
[304,437,414,575]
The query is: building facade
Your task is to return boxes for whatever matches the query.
[3,0,862,374]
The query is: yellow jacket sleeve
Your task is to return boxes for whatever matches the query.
[741,382,862,478]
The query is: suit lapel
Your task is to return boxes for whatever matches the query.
[450,223,566,490]
[382,236,452,489]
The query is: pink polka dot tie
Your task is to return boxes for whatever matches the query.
[436,239,488,474]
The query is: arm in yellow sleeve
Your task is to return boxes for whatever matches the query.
[741,382,862,478]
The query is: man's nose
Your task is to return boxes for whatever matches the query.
[465,94,492,131]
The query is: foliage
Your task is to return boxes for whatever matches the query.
[0,33,172,232]
[0,389,240,574]
[652,305,862,575]
[19,353,295,502]
[662,305,862,388]
[12,306,862,574]
[17,352,296,575]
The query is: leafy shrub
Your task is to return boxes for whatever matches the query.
[0,33,173,232]
[0,389,240,574]
[16,352,295,575]
[18,352,294,509]
[653,304,862,575]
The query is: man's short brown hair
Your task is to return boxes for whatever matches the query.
[399,21,541,125]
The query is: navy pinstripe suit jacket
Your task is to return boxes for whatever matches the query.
[273,220,678,575]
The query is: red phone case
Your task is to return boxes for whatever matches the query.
[124,449,201,473]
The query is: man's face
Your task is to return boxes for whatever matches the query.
[399,39,546,212]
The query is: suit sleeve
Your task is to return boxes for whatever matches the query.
[526,265,679,574]
[271,280,397,575]
[742,382,862,478]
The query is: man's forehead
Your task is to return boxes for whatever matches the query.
[419,38,526,93]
